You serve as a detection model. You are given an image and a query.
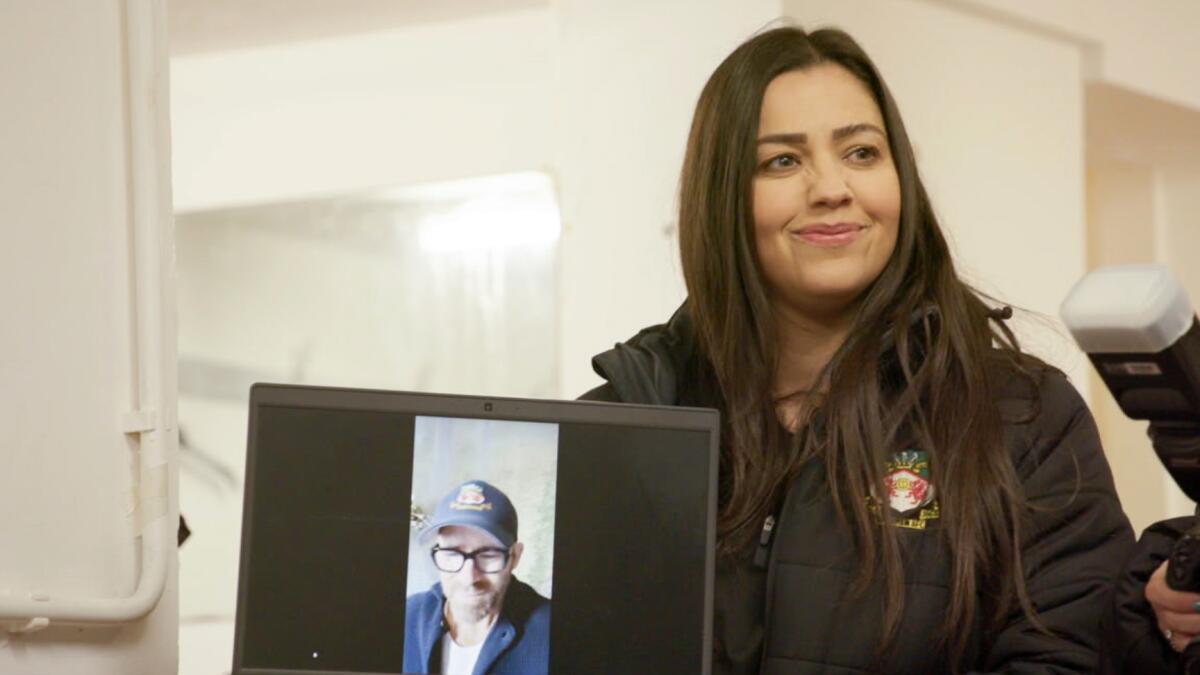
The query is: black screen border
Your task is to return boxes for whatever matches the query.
[231,383,719,675]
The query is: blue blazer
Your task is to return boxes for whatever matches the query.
[403,578,551,675]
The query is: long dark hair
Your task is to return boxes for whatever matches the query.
[678,26,1041,662]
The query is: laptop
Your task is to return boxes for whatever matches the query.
[231,383,719,675]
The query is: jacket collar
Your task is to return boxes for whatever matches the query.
[472,611,517,675]
[589,301,954,407]
[590,302,696,405]
[420,581,521,675]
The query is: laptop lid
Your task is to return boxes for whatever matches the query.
[231,383,718,675]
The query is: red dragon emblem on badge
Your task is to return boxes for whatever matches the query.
[885,469,933,514]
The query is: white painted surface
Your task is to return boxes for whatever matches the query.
[0,1,178,673]
[169,7,556,212]
[1160,168,1200,329]
[947,0,1200,110]
[167,0,547,55]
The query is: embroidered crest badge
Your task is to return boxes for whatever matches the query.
[883,450,940,530]
[450,483,492,511]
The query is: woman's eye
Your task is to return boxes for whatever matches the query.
[847,146,881,163]
[763,154,799,170]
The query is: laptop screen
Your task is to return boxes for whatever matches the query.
[232,384,718,675]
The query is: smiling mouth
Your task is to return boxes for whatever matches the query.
[790,222,866,247]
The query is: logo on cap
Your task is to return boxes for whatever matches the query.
[419,479,518,547]
[449,483,493,512]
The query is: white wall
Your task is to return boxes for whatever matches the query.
[170,8,556,212]
[0,1,178,673]
[1161,168,1200,315]
[950,0,1200,110]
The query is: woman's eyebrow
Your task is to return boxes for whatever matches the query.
[757,122,886,146]
[832,122,886,141]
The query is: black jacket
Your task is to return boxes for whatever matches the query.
[1107,517,1193,673]
[583,306,1135,673]
[1105,429,1200,673]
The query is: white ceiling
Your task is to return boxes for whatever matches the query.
[167,0,546,55]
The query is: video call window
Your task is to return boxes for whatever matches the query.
[404,417,558,674]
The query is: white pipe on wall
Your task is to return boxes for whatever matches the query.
[0,0,175,632]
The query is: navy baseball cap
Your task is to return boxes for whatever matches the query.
[418,479,518,548]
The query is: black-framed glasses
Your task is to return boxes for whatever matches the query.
[431,545,511,574]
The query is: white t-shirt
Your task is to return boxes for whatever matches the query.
[440,625,493,675]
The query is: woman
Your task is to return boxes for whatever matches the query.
[582,26,1133,673]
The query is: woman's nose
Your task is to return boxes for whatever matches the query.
[807,163,852,211]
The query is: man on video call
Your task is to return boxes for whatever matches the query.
[404,479,551,675]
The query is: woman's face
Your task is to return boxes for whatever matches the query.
[752,63,901,320]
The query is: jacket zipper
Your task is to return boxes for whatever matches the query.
[753,514,776,568]
[756,482,797,674]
